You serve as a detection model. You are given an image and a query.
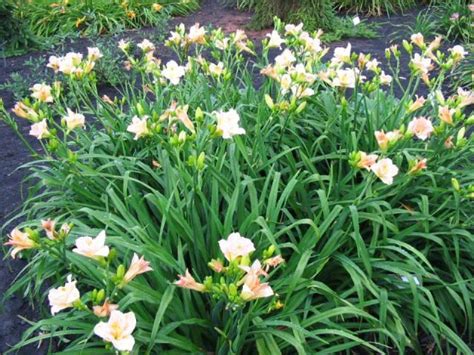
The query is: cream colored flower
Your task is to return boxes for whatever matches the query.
[357,152,378,170]
[266,30,284,49]
[47,56,62,73]
[457,88,474,108]
[64,108,85,130]
[299,32,322,54]
[438,106,455,125]
[87,47,103,61]
[72,230,110,259]
[332,44,351,64]
[127,115,150,140]
[410,33,425,47]
[407,116,433,140]
[366,58,380,72]
[93,299,119,318]
[162,60,186,85]
[209,62,224,77]
[371,158,399,185]
[187,23,206,44]
[332,68,357,89]
[263,255,285,270]
[4,228,36,258]
[215,109,246,139]
[374,130,401,150]
[94,310,136,352]
[449,45,467,62]
[29,119,50,139]
[411,54,432,74]
[284,23,303,36]
[137,39,155,53]
[408,95,426,112]
[118,39,130,52]
[218,232,255,261]
[175,269,205,292]
[380,71,393,86]
[41,219,56,240]
[274,49,296,69]
[123,253,153,283]
[31,83,53,103]
[12,102,38,121]
[353,16,361,25]
[48,275,80,315]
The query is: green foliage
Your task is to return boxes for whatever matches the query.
[1,24,474,354]
[334,0,417,16]
[430,0,473,43]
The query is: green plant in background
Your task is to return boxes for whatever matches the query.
[334,0,417,16]
[430,0,473,43]
[1,22,474,354]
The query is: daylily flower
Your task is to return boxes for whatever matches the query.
[215,109,246,139]
[284,23,303,36]
[187,23,206,44]
[240,260,274,301]
[218,232,255,261]
[274,49,296,69]
[457,88,474,108]
[160,102,194,133]
[4,228,37,258]
[127,115,150,140]
[29,119,50,139]
[410,33,425,47]
[41,219,56,239]
[380,71,393,86]
[152,3,163,11]
[438,106,455,125]
[366,58,380,71]
[118,39,130,52]
[137,39,155,53]
[332,44,351,64]
[264,255,285,270]
[332,68,357,89]
[94,310,136,352]
[411,54,432,75]
[93,299,119,318]
[87,47,103,61]
[12,102,38,121]
[266,30,284,49]
[161,60,186,85]
[449,45,467,62]
[299,32,322,54]
[64,108,85,130]
[123,253,153,283]
[407,116,433,140]
[208,259,224,273]
[357,152,378,170]
[374,130,401,150]
[48,275,80,315]
[47,56,62,72]
[240,259,267,278]
[408,95,426,112]
[371,158,399,185]
[72,230,110,259]
[209,62,224,77]
[31,83,53,103]
[175,269,205,292]
[408,159,427,175]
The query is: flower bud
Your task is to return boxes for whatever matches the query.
[451,178,460,192]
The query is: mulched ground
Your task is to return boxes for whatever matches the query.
[0,1,427,352]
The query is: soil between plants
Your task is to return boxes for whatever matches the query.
[0,1,430,352]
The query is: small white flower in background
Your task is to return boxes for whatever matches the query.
[3,228,36,259]
[127,115,150,140]
[137,39,155,53]
[284,23,303,36]
[215,109,246,139]
[187,23,206,44]
[353,16,361,26]
[266,30,284,49]
[380,71,393,86]
[31,83,53,103]
[407,116,434,141]
[87,47,103,61]
[209,62,224,77]
[48,275,80,315]
[73,230,110,259]
[123,253,153,283]
[371,158,399,185]
[332,43,352,64]
[410,33,425,47]
[29,119,50,139]
[161,60,186,85]
[274,49,296,68]
[94,310,136,352]
[449,45,467,62]
[218,232,255,261]
[401,275,420,285]
[64,108,85,131]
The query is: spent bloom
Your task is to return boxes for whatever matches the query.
[215,109,246,139]
[73,230,110,259]
[4,228,36,258]
[48,275,80,315]
[94,310,136,352]
[371,158,399,185]
[31,83,53,103]
[93,299,119,318]
[127,115,150,140]
[12,102,38,121]
[407,116,434,141]
[175,269,206,292]
[123,253,153,283]
[41,219,56,239]
[357,152,378,170]
[29,119,50,139]
[64,108,86,130]
[218,232,255,261]
[161,60,186,85]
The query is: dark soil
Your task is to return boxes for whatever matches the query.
[0,1,429,352]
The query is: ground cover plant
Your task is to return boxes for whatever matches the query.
[1,22,474,354]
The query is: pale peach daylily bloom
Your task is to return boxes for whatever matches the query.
[239,260,274,301]
[72,230,110,259]
[123,253,153,283]
[12,102,38,120]
[264,255,285,271]
[41,219,56,239]
[48,275,80,315]
[371,158,399,185]
[407,116,434,141]
[218,232,255,261]
[408,95,426,112]
[29,119,50,139]
[374,130,401,150]
[438,106,455,125]
[215,109,246,139]
[93,299,119,318]
[209,62,224,77]
[208,259,224,273]
[94,310,136,352]
[410,33,425,47]
[31,83,53,103]
[64,108,86,130]
[127,115,150,140]
[4,228,36,258]
[357,152,378,170]
[175,269,205,292]
[380,72,393,86]
[408,159,427,175]
[411,54,432,75]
